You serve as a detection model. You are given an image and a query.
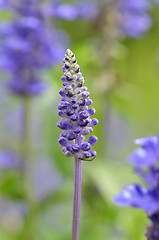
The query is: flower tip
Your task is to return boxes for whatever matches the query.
[66,48,72,55]
[65,48,74,58]
[66,48,71,53]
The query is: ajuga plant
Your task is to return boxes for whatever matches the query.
[57,49,98,240]
[114,134,159,240]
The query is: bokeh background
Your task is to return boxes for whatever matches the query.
[0,0,159,239]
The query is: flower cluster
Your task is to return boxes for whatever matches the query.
[57,49,98,161]
[120,0,152,38]
[114,134,159,239]
[0,0,97,97]
[0,0,67,96]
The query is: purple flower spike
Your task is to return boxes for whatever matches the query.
[57,50,98,240]
[57,49,98,160]
[120,0,152,38]
[0,0,67,96]
[114,133,159,239]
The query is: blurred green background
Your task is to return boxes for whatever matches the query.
[0,1,159,240]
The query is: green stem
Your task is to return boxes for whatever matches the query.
[21,97,31,162]
[17,97,36,240]
[71,156,82,240]
[21,96,36,208]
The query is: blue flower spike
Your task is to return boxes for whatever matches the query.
[114,134,159,240]
[57,49,98,161]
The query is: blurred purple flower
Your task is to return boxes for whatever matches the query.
[47,0,97,20]
[0,1,68,96]
[0,0,96,97]
[122,12,152,38]
[120,0,152,38]
[114,134,159,239]
[0,150,21,169]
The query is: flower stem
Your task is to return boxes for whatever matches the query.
[21,96,31,162]
[21,96,32,203]
[17,97,37,239]
[21,96,35,208]
[71,156,82,240]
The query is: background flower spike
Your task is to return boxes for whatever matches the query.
[113,133,159,240]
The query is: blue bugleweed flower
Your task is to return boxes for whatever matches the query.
[114,134,159,239]
[120,0,152,38]
[0,0,66,96]
[0,0,96,97]
[57,49,98,161]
